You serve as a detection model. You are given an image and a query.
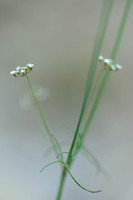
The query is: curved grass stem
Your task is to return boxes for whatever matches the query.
[41,160,101,193]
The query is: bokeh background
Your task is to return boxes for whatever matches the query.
[0,0,133,199]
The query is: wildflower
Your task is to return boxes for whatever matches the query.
[26,63,34,69]
[98,55,122,71]
[10,70,17,77]
[10,64,34,77]
[104,58,113,65]
[98,55,104,62]
[115,64,122,70]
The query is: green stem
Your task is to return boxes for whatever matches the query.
[82,68,105,125]
[81,0,133,140]
[56,0,133,198]
[73,69,105,157]
[41,160,101,193]
[67,0,113,168]
[26,75,62,159]
[56,168,66,200]
[56,1,113,199]
[111,0,133,60]
[82,71,109,141]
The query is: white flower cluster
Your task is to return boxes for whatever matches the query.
[10,64,34,77]
[98,56,122,71]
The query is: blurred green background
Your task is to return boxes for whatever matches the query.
[0,0,133,199]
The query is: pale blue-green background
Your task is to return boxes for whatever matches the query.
[0,0,133,199]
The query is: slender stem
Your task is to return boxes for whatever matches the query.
[82,68,105,125]
[56,1,113,199]
[81,0,133,139]
[56,168,66,200]
[111,0,133,60]
[56,0,133,198]
[41,160,101,193]
[67,0,113,167]
[82,71,109,141]
[73,69,105,156]
[26,75,62,158]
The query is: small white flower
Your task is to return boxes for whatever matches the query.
[109,65,116,71]
[104,58,113,65]
[16,66,21,71]
[115,64,122,70]
[98,55,104,61]
[10,63,34,78]
[10,70,16,75]
[16,70,20,75]
[21,67,25,70]
[27,63,34,68]
[21,69,26,73]
[99,55,122,72]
